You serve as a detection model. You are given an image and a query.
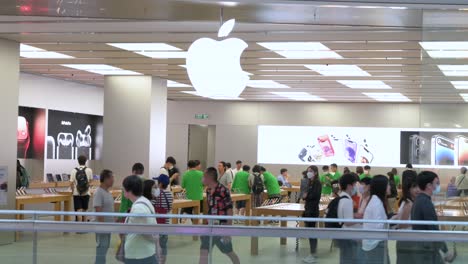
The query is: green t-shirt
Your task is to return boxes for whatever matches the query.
[394,175,401,188]
[263,171,281,195]
[119,189,133,213]
[181,169,204,201]
[320,172,341,195]
[231,171,251,195]
[359,173,372,180]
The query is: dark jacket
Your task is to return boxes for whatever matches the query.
[304,179,322,217]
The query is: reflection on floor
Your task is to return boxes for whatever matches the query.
[0,227,466,264]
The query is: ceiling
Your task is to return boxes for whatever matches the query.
[3,1,468,102]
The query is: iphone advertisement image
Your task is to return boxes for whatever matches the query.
[456,136,468,166]
[431,135,455,166]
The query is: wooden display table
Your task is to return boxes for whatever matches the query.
[250,203,327,255]
[15,193,72,240]
[171,186,183,194]
[282,186,300,193]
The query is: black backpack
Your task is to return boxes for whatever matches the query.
[252,174,264,195]
[75,167,89,195]
[324,196,349,228]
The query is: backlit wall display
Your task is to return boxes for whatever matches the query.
[258,126,468,168]
[47,110,103,160]
[17,107,46,159]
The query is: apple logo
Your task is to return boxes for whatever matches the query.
[186,19,249,98]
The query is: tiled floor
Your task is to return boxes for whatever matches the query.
[0,225,466,264]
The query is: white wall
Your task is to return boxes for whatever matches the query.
[166,101,465,184]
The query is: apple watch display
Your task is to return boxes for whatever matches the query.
[17,107,46,159]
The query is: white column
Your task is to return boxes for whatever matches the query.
[149,77,167,178]
[0,39,19,244]
[102,76,167,182]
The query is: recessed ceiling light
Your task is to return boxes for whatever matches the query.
[438,65,468,76]
[20,44,74,59]
[305,64,370,76]
[167,80,191,88]
[338,80,392,89]
[247,80,289,89]
[460,93,468,102]
[427,51,468,58]
[451,81,468,89]
[420,42,468,51]
[107,43,181,51]
[257,42,342,59]
[136,51,187,59]
[363,92,411,102]
[181,91,244,100]
[219,1,238,7]
[271,92,326,101]
[61,64,141,75]
[455,124,462,128]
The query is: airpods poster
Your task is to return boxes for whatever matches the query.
[257,125,401,166]
[47,110,103,160]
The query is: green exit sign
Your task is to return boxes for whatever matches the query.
[195,114,209,120]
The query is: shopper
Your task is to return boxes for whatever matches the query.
[181,160,204,215]
[391,168,401,189]
[395,170,418,264]
[359,165,372,180]
[231,165,251,219]
[336,173,359,264]
[122,175,157,264]
[143,175,173,264]
[330,163,342,179]
[261,167,281,199]
[199,167,240,264]
[160,156,180,187]
[232,160,243,175]
[343,167,351,175]
[216,161,230,189]
[355,177,371,219]
[93,169,115,264]
[299,170,309,202]
[411,171,455,264]
[16,160,30,189]
[447,176,458,197]
[226,162,236,184]
[70,155,93,223]
[362,175,390,264]
[277,168,292,188]
[387,172,398,214]
[456,167,468,196]
[320,165,334,195]
[302,165,322,264]
[119,163,145,216]
[250,165,265,208]
[356,166,364,176]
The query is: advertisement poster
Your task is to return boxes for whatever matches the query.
[258,126,401,166]
[0,167,7,206]
[258,126,468,168]
[17,107,46,159]
[47,110,103,160]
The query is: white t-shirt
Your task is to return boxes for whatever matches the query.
[362,195,387,251]
[69,166,93,196]
[125,196,157,259]
[337,192,354,228]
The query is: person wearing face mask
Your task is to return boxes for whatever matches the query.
[411,171,456,264]
[119,163,145,219]
[302,166,322,264]
[143,175,173,264]
[355,177,371,219]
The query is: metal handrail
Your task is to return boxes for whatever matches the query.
[4,209,468,226]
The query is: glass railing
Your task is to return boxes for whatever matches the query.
[0,210,467,264]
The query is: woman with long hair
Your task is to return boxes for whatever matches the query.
[395,170,418,264]
[302,165,322,264]
[362,175,390,264]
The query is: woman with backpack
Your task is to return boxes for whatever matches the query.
[362,175,390,264]
[302,166,322,264]
[250,165,265,208]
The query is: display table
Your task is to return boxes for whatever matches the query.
[282,185,300,202]
[250,203,327,255]
[15,194,72,240]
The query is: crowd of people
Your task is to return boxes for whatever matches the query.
[67,154,464,264]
